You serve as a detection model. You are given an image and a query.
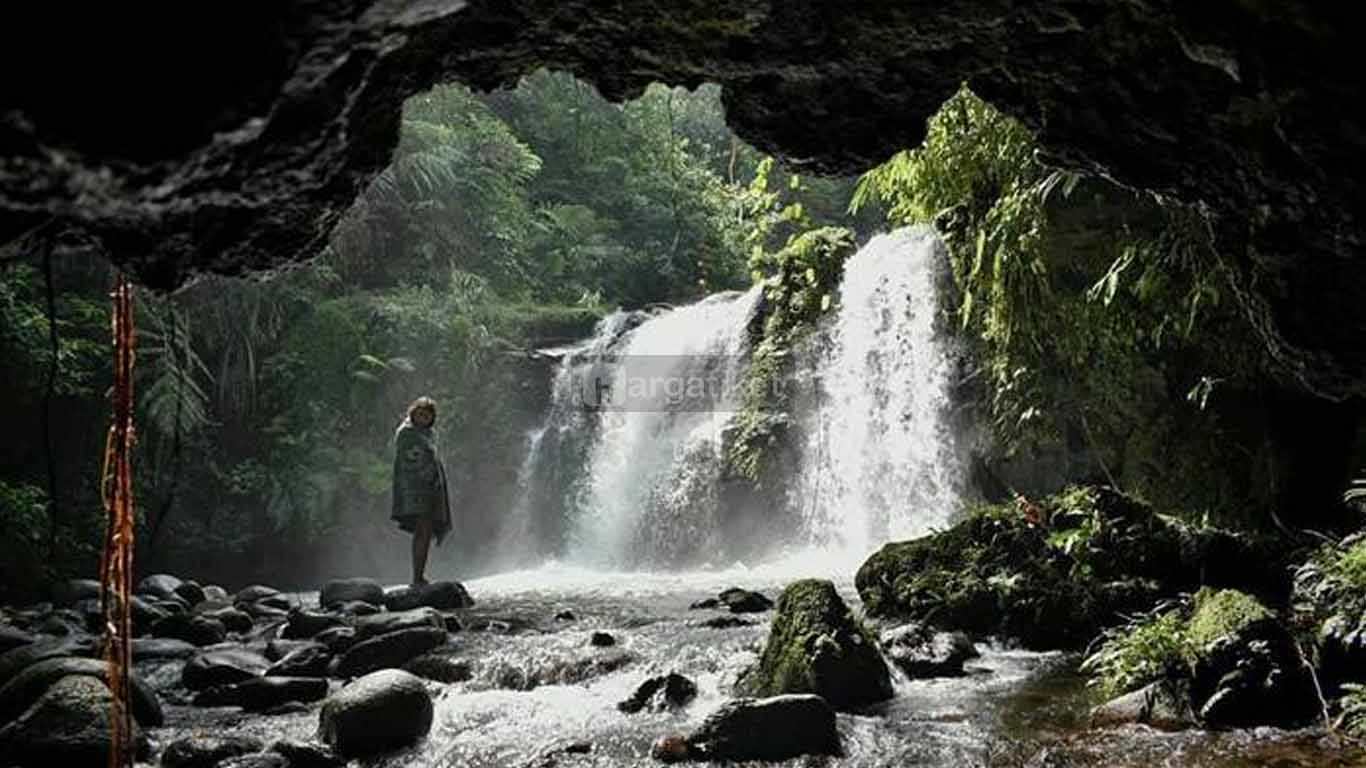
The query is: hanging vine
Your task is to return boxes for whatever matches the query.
[99,273,136,768]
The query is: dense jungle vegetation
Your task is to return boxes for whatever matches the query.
[1,74,1362,602]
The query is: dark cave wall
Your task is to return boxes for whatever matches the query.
[1,0,1363,397]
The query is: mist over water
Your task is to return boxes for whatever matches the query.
[502,226,962,574]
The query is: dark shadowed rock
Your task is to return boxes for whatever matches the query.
[0,656,163,726]
[718,588,774,614]
[269,643,333,678]
[688,598,720,611]
[314,626,359,654]
[880,623,978,678]
[353,607,444,642]
[403,653,472,683]
[194,676,329,711]
[618,673,697,714]
[651,735,690,763]
[383,581,474,612]
[685,695,839,762]
[590,632,616,647]
[320,578,385,608]
[554,609,577,622]
[130,594,171,635]
[318,669,433,757]
[152,613,228,646]
[335,627,447,678]
[0,624,35,654]
[1090,680,1198,731]
[236,585,284,604]
[176,580,207,607]
[182,647,272,691]
[741,580,892,710]
[198,605,255,634]
[269,740,345,768]
[0,637,95,685]
[266,638,317,661]
[332,600,382,617]
[0,676,149,766]
[697,616,753,629]
[133,637,198,661]
[138,573,184,599]
[283,609,348,640]
[161,735,265,768]
[53,579,100,606]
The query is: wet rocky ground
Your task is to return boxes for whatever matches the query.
[0,563,1360,767]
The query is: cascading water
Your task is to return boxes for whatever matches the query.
[792,226,963,560]
[570,287,762,567]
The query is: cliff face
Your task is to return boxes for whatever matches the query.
[2,1,1361,396]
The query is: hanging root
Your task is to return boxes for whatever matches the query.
[99,274,136,768]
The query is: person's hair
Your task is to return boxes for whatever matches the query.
[407,396,437,421]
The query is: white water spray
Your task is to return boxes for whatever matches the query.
[793,227,962,560]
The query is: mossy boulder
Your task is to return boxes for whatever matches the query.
[740,579,891,710]
[856,485,1279,650]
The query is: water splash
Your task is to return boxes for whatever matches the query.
[793,226,963,560]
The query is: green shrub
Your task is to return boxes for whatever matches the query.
[1082,606,1190,699]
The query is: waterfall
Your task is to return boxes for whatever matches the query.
[793,226,962,559]
[503,226,960,571]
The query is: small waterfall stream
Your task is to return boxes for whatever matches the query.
[506,226,961,569]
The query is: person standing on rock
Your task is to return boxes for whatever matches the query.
[392,396,452,586]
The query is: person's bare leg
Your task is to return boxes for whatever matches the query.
[412,518,433,586]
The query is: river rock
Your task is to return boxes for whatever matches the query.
[194,676,329,710]
[335,627,447,678]
[880,623,978,678]
[618,673,697,713]
[203,584,230,602]
[332,600,382,617]
[697,616,753,629]
[239,600,291,621]
[403,652,472,683]
[590,631,616,647]
[266,638,317,661]
[132,637,198,660]
[236,584,284,604]
[718,588,774,613]
[269,740,345,768]
[382,581,474,612]
[130,594,171,634]
[161,735,264,768]
[175,580,207,606]
[182,647,272,691]
[138,573,183,599]
[318,669,433,757]
[686,694,840,762]
[353,607,444,641]
[315,626,358,654]
[198,605,255,633]
[0,675,148,765]
[53,579,101,606]
[741,579,892,710]
[0,624,35,654]
[320,578,384,608]
[1090,680,1198,731]
[151,613,228,646]
[0,656,163,726]
[268,643,333,677]
[221,753,289,768]
[0,637,95,685]
[283,609,348,639]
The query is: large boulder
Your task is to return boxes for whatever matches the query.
[194,676,329,711]
[182,647,272,691]
[0,656,163,726]
[335,627,447,678]
[685,694,839,762]
[0,675,149,765]
[319,578,384,608]
[268,643,334,678]
[353,607,445,642]
[879,623,978,678]
[740,580,891,710]
[160,735,265,768]
[382,581,474,612]
[151,613,228,646]
[318,669,433,757]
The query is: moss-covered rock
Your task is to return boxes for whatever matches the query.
[856,485,1281,650]
[740,579,891,710]
[1292,533,1366,690]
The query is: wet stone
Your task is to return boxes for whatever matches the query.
[161,735,265,768]
[590,632,617,647]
